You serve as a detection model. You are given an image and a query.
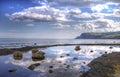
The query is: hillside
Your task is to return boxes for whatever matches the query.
[76,31,120,39]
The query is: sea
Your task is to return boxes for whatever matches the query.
[0,38,120,49]
[0,38,120,77]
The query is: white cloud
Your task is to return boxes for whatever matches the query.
[69,8,81,14]
[9,6,69,22]
[113,9,120,17]
[53,23,70,29]
[73,12,92,18]
[74,18,120,32]
[74,23,95,32]
[91,4,109,13]
[93,19,120,28]
[91,2,119,13]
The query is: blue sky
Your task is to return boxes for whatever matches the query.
[0,0,120,39]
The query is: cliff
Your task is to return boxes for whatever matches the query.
[76,31,120,39]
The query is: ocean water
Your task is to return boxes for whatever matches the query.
[0,38,120,49]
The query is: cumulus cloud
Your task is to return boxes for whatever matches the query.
[113,9,120,17]
[91,4,109,13]
[53,23,70,29]
[9,6,69,22]
[73,12,92,19]
[93,19,120,28]
[74,23,95,32]
[9,5,87,22]
[69,8,81,14]
[74,18,120,32]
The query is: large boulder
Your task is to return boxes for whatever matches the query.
[32,51,45,61]
[81,52,120,77]
[13,51,23,60]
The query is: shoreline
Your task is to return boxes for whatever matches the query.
[0,43,120,56]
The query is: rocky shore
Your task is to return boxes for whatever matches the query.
[0,44,75,56]
[81,52,120,77]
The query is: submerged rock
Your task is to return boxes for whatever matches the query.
[8,69,17,72]
[75,45,81,51]
[13,51,23,60]
[81,52,120,77]
[28,63,41,70]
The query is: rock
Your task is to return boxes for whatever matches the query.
[90,50,94,53]
[75,45,81,51]
[8,69,17,72]
[81,52,120,77]
[109,46,113,49]
[49,70,53,73]
[66,54,70,56]
[58,61,62,63]
[60,56,64,58]
[28,63,41,70]
[64,64,67,65]
[34,43,37,46]
[49,66,53,68]
[105,51,108,54]
[66,65,70,68]
[32,51,45,61]
[13,51,23,60]
[32,48,39,54]
[83,62,86,64]
[73,57,78,61]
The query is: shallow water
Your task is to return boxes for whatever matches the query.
[0,45,120,77]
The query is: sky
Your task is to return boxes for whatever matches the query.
[0,0,120,39]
